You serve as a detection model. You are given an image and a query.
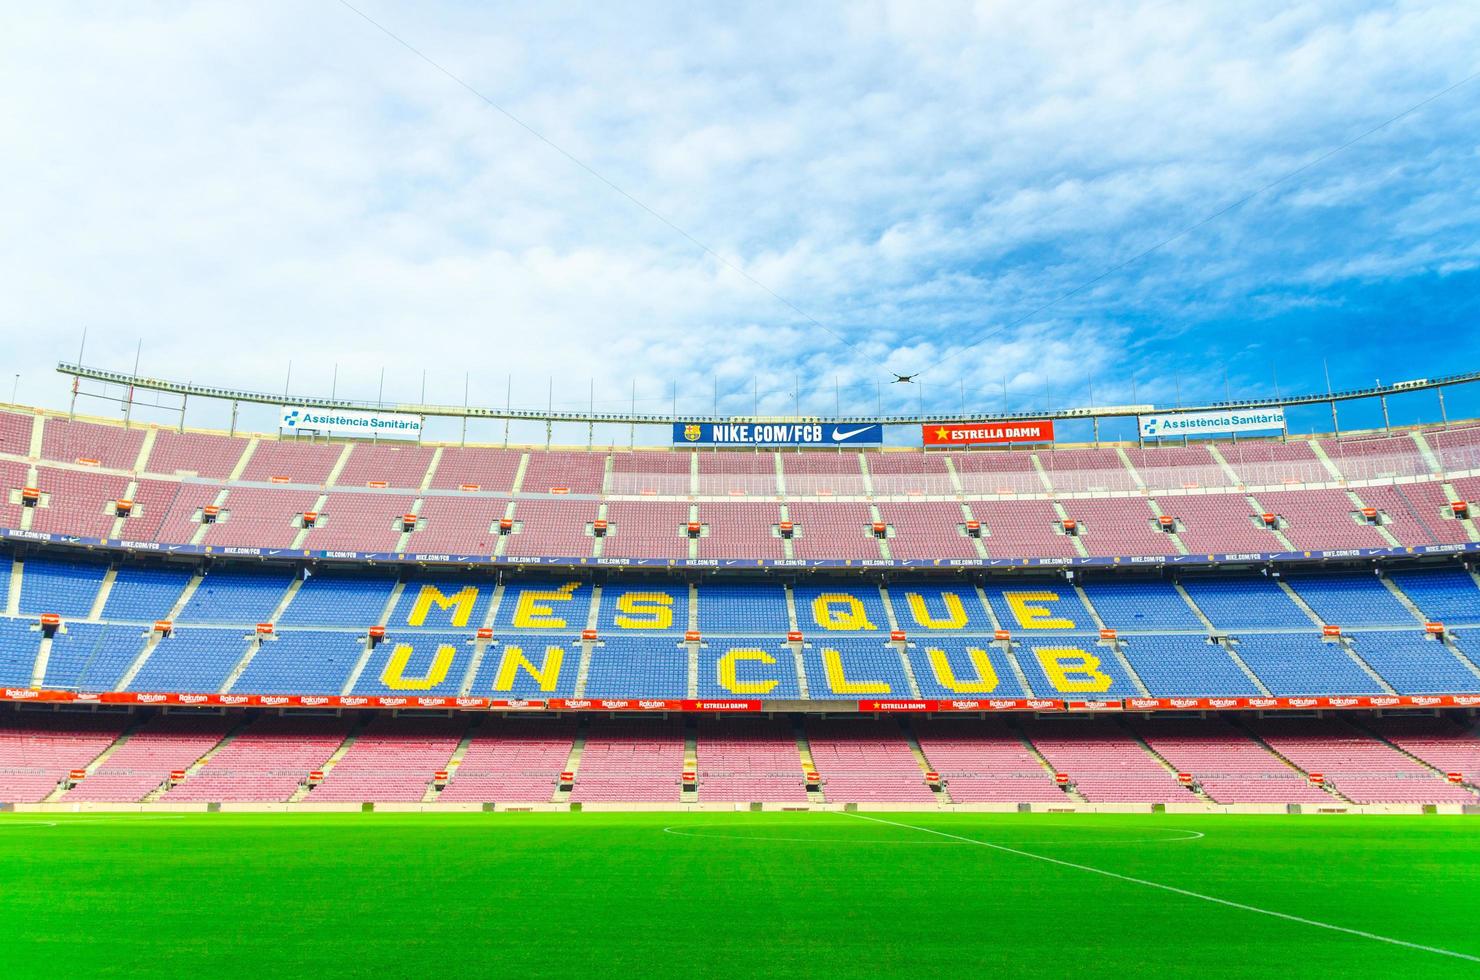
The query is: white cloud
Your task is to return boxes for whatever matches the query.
[0,0,1477,442]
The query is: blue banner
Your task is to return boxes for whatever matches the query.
[672,422,883,446]
[2,526,1473,572]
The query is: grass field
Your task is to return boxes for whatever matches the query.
[3,811,1478,978]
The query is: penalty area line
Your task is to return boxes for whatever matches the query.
[841,812,1479,964]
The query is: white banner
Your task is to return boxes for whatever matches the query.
[279,406,423,440]
[1137,408,1286,439]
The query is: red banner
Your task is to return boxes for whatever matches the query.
[547,698,684,711]
[929,698,1061,712]
[922,420,1055,446]
[681,700,762,712]
[4,688,1476,713]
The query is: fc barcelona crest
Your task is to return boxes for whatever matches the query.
[683,424,702,442]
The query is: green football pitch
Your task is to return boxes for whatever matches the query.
[3,811,1478,978]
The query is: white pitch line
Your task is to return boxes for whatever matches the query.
[661,825,1205,846]
[842,812,1479,964]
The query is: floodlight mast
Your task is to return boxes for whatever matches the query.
[54,361,1480,428]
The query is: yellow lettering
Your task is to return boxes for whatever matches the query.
[821,647,890,694]
[811,593,878,631]
[1034,647,1112,692]
[926,647,999,693]
[905,592,969,630]
[407,584,479,628]
[380,643,458,690]
[512,582,582,629]
[491,644,564,692]
[613,591,674,630]
[1004,591,1076,630]
[717,648,778,695]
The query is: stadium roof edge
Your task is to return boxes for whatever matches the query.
[56,362,1480,426]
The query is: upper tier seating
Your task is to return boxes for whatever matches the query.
[4,561,1480,700]
[102,566,192,620]
[30,467,129,538]
[608,451,690,496]
[19,558,109,617]
[239,440,342,485]
[907,639,1028,698]
[875,501,979,559]
[1120,635,1262,697]
[1080,579,1204,631]
[1230,635,1385,696]
[694,451,778,497]
[428,446,522,493]
[1284,573,1415,626]
[145,430,246,479]
[333,444,436,490]
[698,637,801,699]
[865,451,950,496]
[8,411,1480,564]
[0,411,34,458]
[694,502,785,559]
[41,417,145,470]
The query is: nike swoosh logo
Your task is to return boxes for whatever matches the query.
[831,426,874,441]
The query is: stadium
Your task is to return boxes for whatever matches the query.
[4,3,1480,977]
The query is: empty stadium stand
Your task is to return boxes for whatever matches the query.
[3,406,1480,808]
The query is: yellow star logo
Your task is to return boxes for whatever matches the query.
[934,427,949,440]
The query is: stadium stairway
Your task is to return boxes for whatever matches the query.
[1122,720,1215,804]
[1229,717,1354,805]
[136,716,250,802]
[1016,722,1087,804]
[41,715,143,802]
[682,723,699,803]
[1382,576,1434,622]
[900,719,952,805]
[143,716,249,801]
[1350,717,1480,797]
[289,717,363,802]
[1276,581,1399,695]
[1438,481,1480,542]
[794,719,823,803]
[554,718,588,804]
[86,568,118,622]
[424,720,479,803]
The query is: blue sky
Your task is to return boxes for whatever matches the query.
[1,1,1478,445]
